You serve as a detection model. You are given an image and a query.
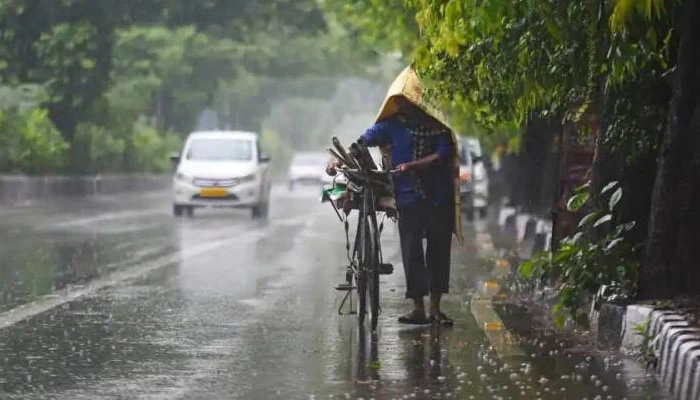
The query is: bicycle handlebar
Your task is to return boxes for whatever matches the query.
[338,167,400,175]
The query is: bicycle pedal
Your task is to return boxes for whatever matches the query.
[378,263,394,275]
[335,283,354,291]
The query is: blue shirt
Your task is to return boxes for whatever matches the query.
[361,116,453,208]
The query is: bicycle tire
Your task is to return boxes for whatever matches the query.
[368,212,380,332]
[357,200,369,326]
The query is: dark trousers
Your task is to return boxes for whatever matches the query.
[398,202,452,299]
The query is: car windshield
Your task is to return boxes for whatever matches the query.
[186,139,253,161]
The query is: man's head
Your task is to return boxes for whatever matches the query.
[395,96,441,127]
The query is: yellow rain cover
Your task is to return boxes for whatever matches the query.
[375,66,463,244]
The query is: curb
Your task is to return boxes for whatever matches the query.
[496,208,551,255]
[469,220,526,360]
[0,174,171,205]
[648,311,700,400]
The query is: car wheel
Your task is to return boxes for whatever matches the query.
[173,205,184,217]
[478,207,488,219]
[252,200,269,219]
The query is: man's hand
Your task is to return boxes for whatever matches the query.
[325,161,341,176]
[395,163,412,173]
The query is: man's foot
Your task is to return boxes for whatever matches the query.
[430,311,454,326]
[398,310,430,325]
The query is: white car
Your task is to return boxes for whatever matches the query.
[171,131,272,218]
[465,137,489,216]
[287,152,327,190]
[459,137,489,218]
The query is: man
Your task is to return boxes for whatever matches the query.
[328,97,456,325]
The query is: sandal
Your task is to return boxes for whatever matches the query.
[398,310,430,325]
[430,311,454,326]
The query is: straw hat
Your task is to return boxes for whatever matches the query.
[375,66,463,243]
[374,66,451,129]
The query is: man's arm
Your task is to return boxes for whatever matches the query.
[359,120,391,147]
[397,134,451,172]
[328,120,392,175]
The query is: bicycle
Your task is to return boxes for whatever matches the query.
[321,137,396,332]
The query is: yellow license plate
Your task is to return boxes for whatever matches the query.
[199,187,228,198]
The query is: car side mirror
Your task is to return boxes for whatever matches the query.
[259,152,271,163]
[170,152,181,164]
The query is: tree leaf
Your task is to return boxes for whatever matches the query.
[574,180,591,194]
[519,260,535,278]
[594,214,612,227]
[578,210,601,227]
[566,192,590,212]
[621,221,636,231]
[606,237,623,251]
[553,311,566,330]
[609,187,623,211]
[601,181,619,195]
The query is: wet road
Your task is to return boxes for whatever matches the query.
[0,187,669,399]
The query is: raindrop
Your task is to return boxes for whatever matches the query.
[602,385,609,392]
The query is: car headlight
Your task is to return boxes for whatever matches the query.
[239,173,257,183]
[176,172,192,182]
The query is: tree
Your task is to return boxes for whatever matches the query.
[637,0,700,298]
[0,0,373,174]
[332,0,700,299]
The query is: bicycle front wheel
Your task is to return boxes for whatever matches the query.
[356,213,368,327]
[367,212,380,332]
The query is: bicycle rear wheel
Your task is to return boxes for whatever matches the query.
[367,212,380,332]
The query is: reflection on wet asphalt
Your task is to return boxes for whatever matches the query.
[0,187,669,399]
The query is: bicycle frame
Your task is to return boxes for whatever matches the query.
[327,137,391,332]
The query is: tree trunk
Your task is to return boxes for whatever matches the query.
[640,0,700,299]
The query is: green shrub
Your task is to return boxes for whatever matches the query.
[73,122,127,173]
[129,123,181,173]
[518,181,639,329]
[0,108,68,174]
